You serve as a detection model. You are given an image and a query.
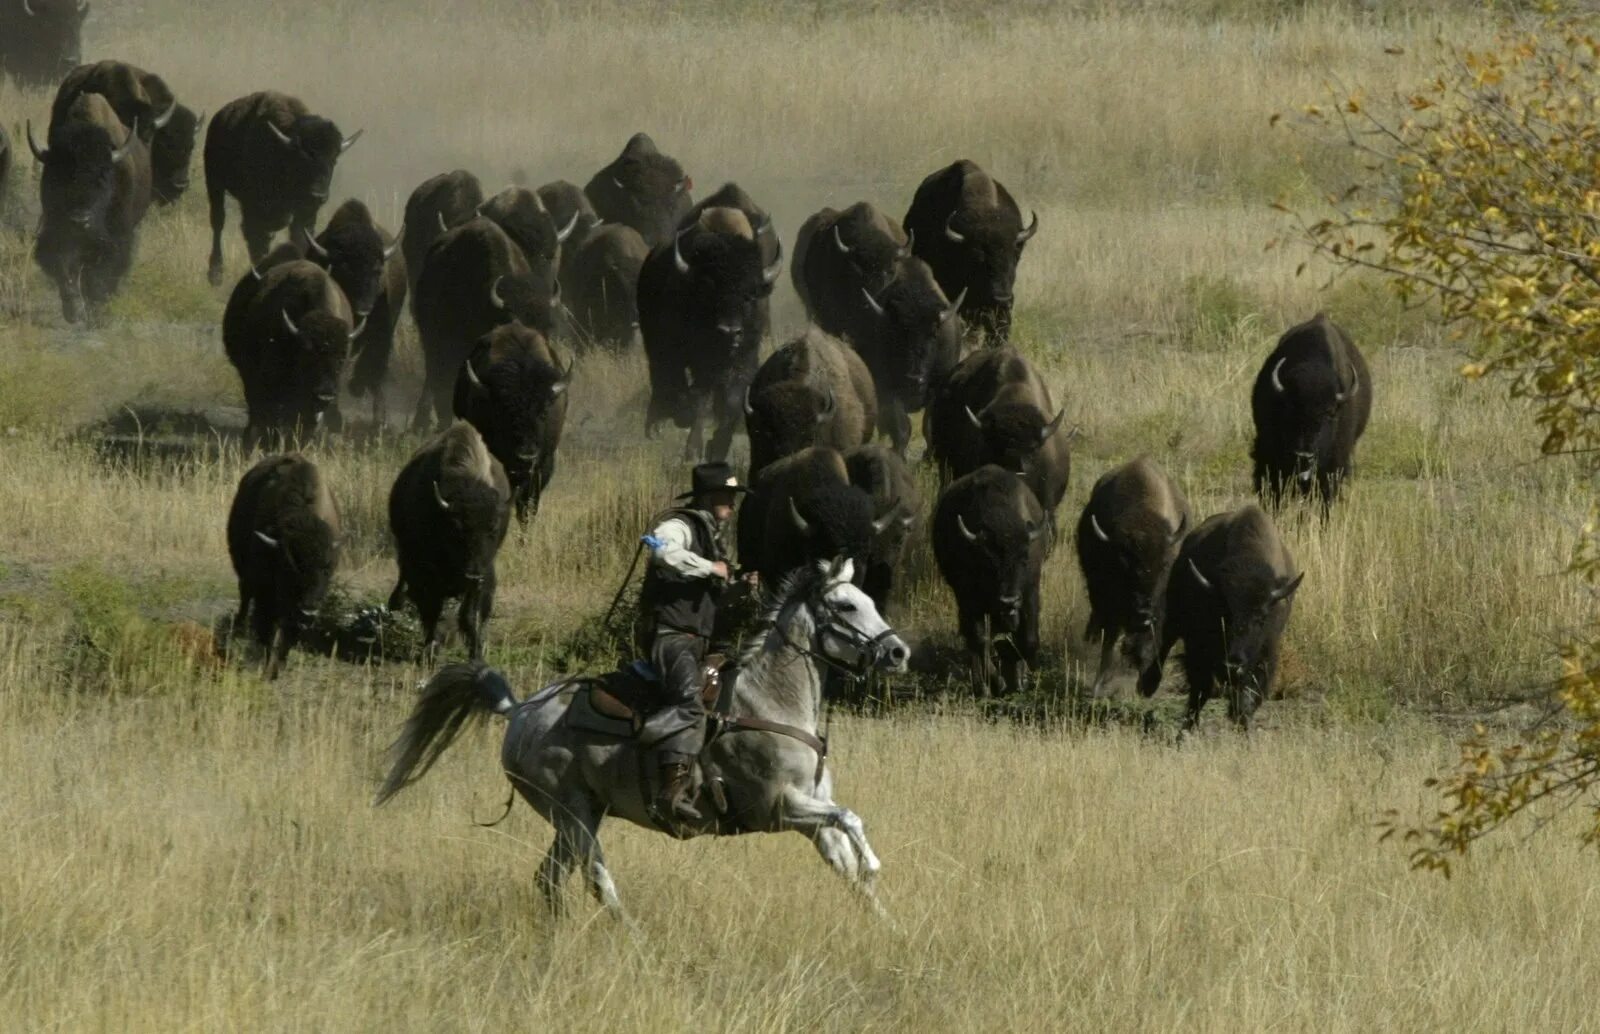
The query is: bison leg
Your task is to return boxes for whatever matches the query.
[1181,669,1214,734]
[957,605,994,698]
[880,401,912,459]
[207,183,228,285]
[239,210,278,267]
[1089,628,1118,699]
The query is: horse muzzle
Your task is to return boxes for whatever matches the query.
[873,634,911,675]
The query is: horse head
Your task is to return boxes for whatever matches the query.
[800,556,910,675]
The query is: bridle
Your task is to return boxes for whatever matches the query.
[775,583,899,681]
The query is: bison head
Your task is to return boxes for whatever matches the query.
[279,308,358,426]
[1186,557,1303,691]
[941,203,1037,335]
[860,260,963,409]
[487,272,560,338]
[308,200,397,318]
[1084,508,1187,674]
[266,114,360,204]
[585,132,693,247]
[970,400,1072,481]
[1266,354,1359,491]
[430,473,507,585]
[745,382,836,477]
[32,115,138,238]
[785,484,878,573]
[149,102,201,204]
[253,512,339,633]
[671,220,780,354]
[479,187,579,291]
[455,344,571,517]
[952,506,1045,633]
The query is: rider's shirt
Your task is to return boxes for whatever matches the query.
[641,508,726,638]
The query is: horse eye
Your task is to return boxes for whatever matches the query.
[837,601,856,614]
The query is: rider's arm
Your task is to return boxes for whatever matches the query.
[646,517,720,581]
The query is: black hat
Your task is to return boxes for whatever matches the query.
[676,461,748,500]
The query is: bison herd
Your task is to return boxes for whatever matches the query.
[2,36,1379,730]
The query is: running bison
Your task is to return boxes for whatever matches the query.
[227,453,341,679]
[304,199,405,425]
[53,59,203,204]
[904,160,1037,343]
[539,178,601,288]
[933,465,1048,697]
[563,222,649,350]
[1076,457,1190,698]
[452,323,572,524]
[478,185,580,297]
[1251,312,1372,513]
[30,93,152,324]
[204,91,362,284]
[1138,504,1303,732]
[388,422,511,660]
[744,328,877,479]
[683,181,779,338]
[584,132,693,249]
[223,258,360,449]
[845,443,919,617]
[402,169,484,294]
[737,446,881,587]
[792,201,911,320]
[1,0,87,88]
[638,205,782,462]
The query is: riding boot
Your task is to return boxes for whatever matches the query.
[655,757,703,826]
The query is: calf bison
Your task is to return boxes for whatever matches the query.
[584,132,693,248]
[904,159,1037,343]
[204,91,362,284]
[1075,457,1190,697]
[933,465,1048,697]
[30,93,152,324]
[744,328,877,479]
[1138,504,1304,732]
[563,222,648,350]
[53,60,202,204]
[1,0,87,88]
[402,169,483,294]
[452,323,571,524]
[1252,312,1372,513]
[388,422,511,660]
[845,443,919,617]
[304,199,405,425]
[227,453,341,679]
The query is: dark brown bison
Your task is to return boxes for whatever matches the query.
[1075,457,1190,697]
[736,445,883,587]
[683,181,778,338]
[583,132,693,248]
[924,345,1074,527]
[744,328,877,479]
[538,178,600,289]
[903,160,1037,343]
[478,185,580,297]
[30,93,152,324]
[0,0,87,88]
[1251,313,1372,514]
[563,222,648,350]
[388,422,511,660]
[452,323,571,524]
[223,258,360,449]
[227,453,341,679]
[52,60,202,204]
[791,201,911,320]
[1138,505,1303,732]
[933,465,1048,696]
[844,443,919,617]
[304,199,405,425]
[411,217,556,429]
[204,91,361,284]
[402,169,483,294]
[0,125,10,202]
[637,205,782,461]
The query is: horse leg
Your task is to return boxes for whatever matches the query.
[542,797,628,922]
[536,828,578,917]
[780,787,885,915]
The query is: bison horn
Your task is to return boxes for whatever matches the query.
[743,386,755,417]
[488,276,507,310]
[1017,210,1040,244]
[109,119,137,163]
[673,227,693,275]
[871,502,907,537]
[464,359,484,389]
[268,121,294,147]
[964,405,983,429]
[281,309,302,337]
[22,0,35,13]
[347,315,368,341]
[1336,370,1358,405]
[303,231,329,260]
[1187,558,1215,592]
[860,285,886,317]
[1270,571,1306,603]
[674,176,690,194]
[1089,512,1112,543]
[248,262,264,281]
[788,498,812,538]
[1026,521,1044,543]
[339,129,363,154]
[956,514,979,543]
[25,120,46,162]
[193,111,206,137]
[1270,356,1288,394]
[1041,409,1066,442]
[433,480,452,510]
[254,530,280,549]
[150,101,177,131]
[762,238,784,285]
[944,214,966,244]
[899,228,915,259]
[383,229,403,261]
[612,177,625,190]
[939,287,969,325]
[755,214,774,238]
[833,224,852,254]
[555,209,582,243]
[816,387,836,423]
[436,211,450,234]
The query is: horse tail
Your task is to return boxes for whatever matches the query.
[374,661,519,806]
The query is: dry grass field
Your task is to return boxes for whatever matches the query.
[3,1,1598,1030]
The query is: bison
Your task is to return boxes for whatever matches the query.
[563,222,648,350]
[226,453,341,679]
[844,443,919,618]
[52,60,202,204]
[924,345,1074,528]
[1138,504,1303,732]
[223,258,361,449]
[0,0,87,88]
[204,91,362,285]
[1075,457,1190,698]
[539,178,601,289]
[792,201,911,323]
[933,465,1048,697]
[452,323,571,524]
[402,169,484,294]
[637,205,782,461]
[30,92,152,324]
[302,199,405,424]
[736,445,882,588]
[478,185,581,297]
[584,132,693,248]
[388,422,511,660]
[683,181,778,337]
[1251,312,1372,514]
[744,327,877,479]
[903,159,1038,343]
[0,125,10,203]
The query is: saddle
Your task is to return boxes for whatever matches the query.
[586,653,728,725]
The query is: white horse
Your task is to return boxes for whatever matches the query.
[376,557,910,918]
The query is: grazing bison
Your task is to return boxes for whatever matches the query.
[452,323,571,524]
[933,465,1048,697]
[924,345,1074,527]
[0,0,87,88]
[204,91,362,284]
[584,132,693,248]
[1251,312,1372,513]
[792,201,911,324]
[1075,457,1190,697]
[52,60,202,204]
[539,179,600,288]
[226,453,341,679]
[388,422,511,660]
[637,205,782,461]
[30,93,152,324]
[402,169,484,294]
[304,199,405,425]
[844,443,919,617]
[1138,504,1303,732]
[903,159,1038,343]
[411,217,556,429]
[737,446,881,587]
[563,222,648,350]
[744,327,877,479]
[223,258,360,449]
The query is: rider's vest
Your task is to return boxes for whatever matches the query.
[641,507,726,638]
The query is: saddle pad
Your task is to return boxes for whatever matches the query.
[563,684,636,739]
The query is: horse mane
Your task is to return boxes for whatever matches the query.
[738,563,825,666]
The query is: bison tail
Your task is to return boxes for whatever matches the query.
[374,661,518,806]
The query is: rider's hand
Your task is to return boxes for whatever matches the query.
[742,570,761,589]
[711,561,731,581]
